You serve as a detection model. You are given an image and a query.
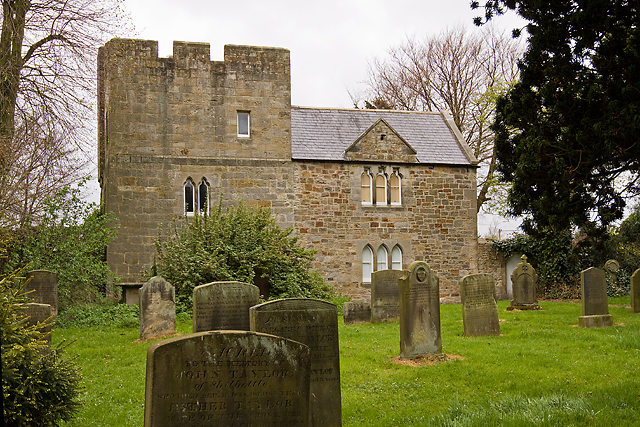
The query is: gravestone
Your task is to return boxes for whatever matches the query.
[579,267,613,327]
[399,261,441,358]
[250,298,341,427]
[22,303,53,346]
[371,270,402,323]
[342,300,371,324]
[25,270,58,316]
[144,331,310,427]
[605,259,620,289]
[631,269,640,314]
[192,282,260,332]
[139,276,176,340]
[460,274,500,337]
[508,255,540,310]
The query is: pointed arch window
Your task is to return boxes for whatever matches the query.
[362,245,373,282]
[375,173,387,205]
[361,169,373,205]
[390,169,401,205]
[392,245,403,270]
[198,178,209,214]
[377,245,388,271]
[184,178,195,216]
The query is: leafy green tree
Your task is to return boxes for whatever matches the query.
[1,269,83,426]
[1,179,119,309]
[154,201,335,312]
[472,0,640,236]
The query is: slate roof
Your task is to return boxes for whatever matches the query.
[291,107,478,166]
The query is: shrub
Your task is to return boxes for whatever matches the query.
[1,269,83,426]
[154,200,335,312]
[0,179,119,309]
[55,301,139,328]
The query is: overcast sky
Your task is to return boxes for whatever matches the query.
[122,0,525,109]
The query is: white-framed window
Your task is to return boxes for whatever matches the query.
[362,245,373,282]
[376,173,387,205]
[361,169,373,205]
[390,170,401,205]
[392,245,403,270]
[198,178,209,214]
[377,245,388,271]
[184,178,195,216]
[237,111,250,137]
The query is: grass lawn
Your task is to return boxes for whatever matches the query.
[56,297,640,426]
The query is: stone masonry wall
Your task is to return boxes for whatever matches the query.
[98,39,293,281]
[477,238,507,300]
[294,161,477,301]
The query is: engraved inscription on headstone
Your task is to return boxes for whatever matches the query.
[460,274,500,337]
[342,300,371,324]
[399,261,442,358]
[22,303,53,346]
[139,276,176,340]
[631,269,640,314]
[579,267,613,327]
[250,298,342,427]
[371,270,402,323]
[192,282,260,333]
[509,255,539,310]
[144,331,311,427]
[25,270,58,316]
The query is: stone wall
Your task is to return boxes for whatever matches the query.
[98,39,293,280]
[477,238,507,300]
[294,161,477,301]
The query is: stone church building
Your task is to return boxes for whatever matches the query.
[98,39,479,300]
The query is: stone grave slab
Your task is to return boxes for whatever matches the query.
[399,261,441,358]
[25,270,58,316]
[342,300,371,324]
[371,270,402,323]
[193,282,260,333]
[631,269,640,314]
[509,255,540,310]
[460,274,500,337]
[144,331,310,427]
[250,298,341,427]
[139,276,176,340]
[22,303,53,346]
[579,267,613,327]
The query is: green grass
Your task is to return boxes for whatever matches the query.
[56,298,640,426]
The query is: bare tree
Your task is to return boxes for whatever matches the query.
[0,0,130,226]
[361,26,522,212]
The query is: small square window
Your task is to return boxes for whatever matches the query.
[237,111,250,137]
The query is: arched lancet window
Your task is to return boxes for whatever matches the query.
[361,170,373,205]
[390,170,401,205]
[184,178,195,215]
[377,245,388,271]
[392,245,403,270]
[362,245,373,282]
[376,174,387,205]
[198,178,209,214]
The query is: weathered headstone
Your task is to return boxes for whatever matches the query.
[579,267,613,327]
[605,259,620,290]
[460,274,500,337]
[139,276,176,340]
[508,255,540,310]
[631,269,640,314]
[342,300,371,324]
[250,298,341,427]
[22,303,53,346]
[25,270,58,316]
[192,282,260,332]
[399,261,441,358]
[371,270,402,323]
[144,331,310,427]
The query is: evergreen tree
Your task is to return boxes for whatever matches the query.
[472,1,640,236]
